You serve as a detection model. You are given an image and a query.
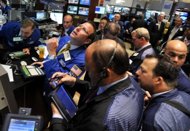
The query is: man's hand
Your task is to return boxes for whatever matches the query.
[23,48,30,55]
[31,61,43,68]
[46,37,58,56]
[52,72,76,86]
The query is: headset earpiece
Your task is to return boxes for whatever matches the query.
[99,68,108,78]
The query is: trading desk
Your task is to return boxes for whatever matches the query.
[0,49,47,127]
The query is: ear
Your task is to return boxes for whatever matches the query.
[154,76,163,85]
[84,38,92,45]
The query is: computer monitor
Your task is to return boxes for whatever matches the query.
[105,5,114,14]
[114,6,122,13]
[68,0,79,4]
[67,5,78,15]
[95,6,105,15]
[50,12,63,24]
[108,14,114,21]
[79,0,90,6]
[36,12,47,20]
[122,7,130,14]
[78,7,89,16]
[2,114,43,131]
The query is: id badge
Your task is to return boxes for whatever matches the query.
[63,51,71,61]
[13,37,23,42]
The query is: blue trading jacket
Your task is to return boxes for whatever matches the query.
[177,69,190,95]
[43,36,86,79]
[142,89,190,131]
[0,21,41,49]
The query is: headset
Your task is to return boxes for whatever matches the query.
[99,43,118,78]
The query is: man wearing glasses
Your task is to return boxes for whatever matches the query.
[164,40,190,95]
[129,27,155,74]
[62,14,75,36]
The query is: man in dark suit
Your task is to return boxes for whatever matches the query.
[48,39,144,131]
[163,17,185,42]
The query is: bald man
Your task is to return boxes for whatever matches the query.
[164,40,190,94]
[49,39,144,131]
[62,14,75,36]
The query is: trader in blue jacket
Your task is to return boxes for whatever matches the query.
[39,21,96,79]
[136,55,190,130]
[0,18,41,54]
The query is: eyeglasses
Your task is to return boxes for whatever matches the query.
[78,24,89,35]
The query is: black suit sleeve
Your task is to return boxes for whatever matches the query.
[49,118,66,131]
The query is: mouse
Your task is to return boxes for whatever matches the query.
[20,61,27,66]
[31,57,38,62]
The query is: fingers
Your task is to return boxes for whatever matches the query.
[52,72,65,79]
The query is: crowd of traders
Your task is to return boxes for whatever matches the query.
[0,7,190,131]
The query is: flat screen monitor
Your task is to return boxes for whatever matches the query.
[79,0,90,6]
[50,12,63,24]
[114,6,122,13]
[95,6,105,15]
[122,7,130,14]
[36,12,47,20]
[106,5,114,13]
[176,11,188,22]
[78,7,89,16]
[67,5,78,15]
[2,114,43,131]
[68,0,79,4]
[108,14,114,21]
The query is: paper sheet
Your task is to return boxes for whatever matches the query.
[1,64,14,82]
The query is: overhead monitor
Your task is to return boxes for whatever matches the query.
[105,5,114,13]
[108,14,114,21]
[79,0,90,6]
[78,7,89,16]
[114,6,122,13]
[176,11,188,22]
[67,5,78,15]
[68,0,79,4]
[50,12,63,24]
[95,6,105,15]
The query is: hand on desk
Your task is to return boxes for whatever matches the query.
[31,61,43,68]
[52,72,76,87]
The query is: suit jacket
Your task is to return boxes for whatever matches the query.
[142,89,190,131]
[163,25,185,42]
[49,76,144,131]
[43,36,86,78]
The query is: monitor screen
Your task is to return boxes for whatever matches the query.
[50,12,63,24]
[95,6,105,15]
[105,5,114,13]
[122,7,130,14]
[114,6,122,13]
[36,12,46,20]
[108,14,114,21]
[175,11,188,22]
[68,0,79,4]
[79,0,90,6]
[67,5,78,15]
[8,118,36,131]
[78,7,89,16]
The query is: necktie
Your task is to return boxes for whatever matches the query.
[57,43,71,56]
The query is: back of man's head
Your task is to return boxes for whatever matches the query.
[90,39,129,75]
[104,22,121,39]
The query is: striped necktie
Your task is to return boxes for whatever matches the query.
[57,43,71,56]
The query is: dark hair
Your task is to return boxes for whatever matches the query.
[146,55,180,88]
[92,40,129,75]
[100,16,109,23]
[86,21,96,43]
[21,18,36,29]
